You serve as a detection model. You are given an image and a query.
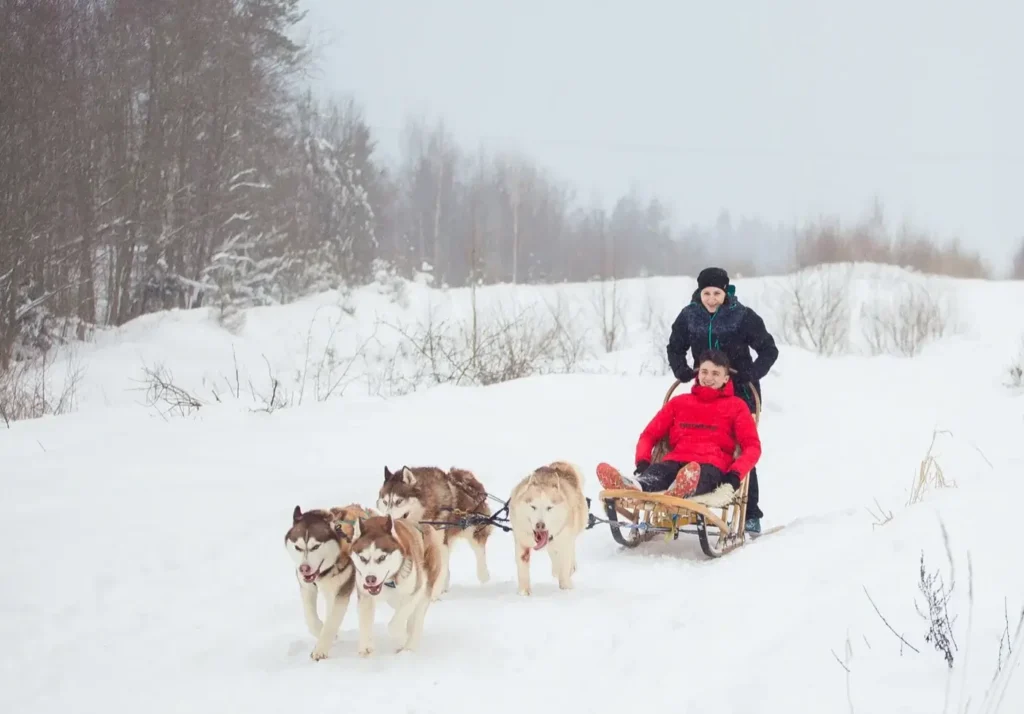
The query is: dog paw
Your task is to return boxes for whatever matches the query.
[517,587,531,596]
[559,579,574,590]
[310,646,330,661]
[357,645,374,658]
[478,570,490,584]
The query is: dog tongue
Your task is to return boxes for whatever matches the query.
[533,530,549,549]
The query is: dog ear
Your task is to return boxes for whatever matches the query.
[385,513,396,537]
[384,465,393,481]
[400,467,416,485]
[293,505,302,523]
[352,518,362,541]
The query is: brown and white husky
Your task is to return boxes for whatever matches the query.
[348,514,448,656]
[284,503,373,660]
[376,465,493,589]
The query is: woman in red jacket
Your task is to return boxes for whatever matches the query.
[596,349,761,506]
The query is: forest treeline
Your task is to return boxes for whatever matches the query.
[0,0,1010,368]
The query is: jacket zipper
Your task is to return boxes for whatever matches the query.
[707,310,719,350]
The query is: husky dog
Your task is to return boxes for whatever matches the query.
[349,514,448,656]
[508,461,589,596]
[284,503,373,660]
[377,465,492,589]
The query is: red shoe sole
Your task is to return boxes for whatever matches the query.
[666,462,701,498]
[596,462,625,490]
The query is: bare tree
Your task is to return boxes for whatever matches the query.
[1012,237,1024,280]
[496,155,524,284]
[589,203,626,352]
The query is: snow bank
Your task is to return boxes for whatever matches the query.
[1,265,1023,712]
[15,263,1024,419]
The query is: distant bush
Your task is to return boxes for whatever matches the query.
[374,293,592,395]
[0,350,83,426]
[860,278,958,357]
[792,204,990,279]
[1007,336,1023,390]
[768,264,853,356]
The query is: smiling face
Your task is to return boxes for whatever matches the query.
[349,515,406,596]
[700,286,726,312]
[697,359,730,389]
[285,506,344,584]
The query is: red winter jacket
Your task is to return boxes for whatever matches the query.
[635,379,762,478]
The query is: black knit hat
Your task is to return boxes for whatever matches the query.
[697,267,729,292]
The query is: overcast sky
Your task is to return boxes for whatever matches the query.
[298,0,1021,268]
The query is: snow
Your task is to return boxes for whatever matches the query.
[2,265,1023,713]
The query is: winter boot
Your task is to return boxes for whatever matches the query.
[664,462,702,499]
[745,517,761,534]
[596,463,640,491]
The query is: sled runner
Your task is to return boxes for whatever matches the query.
[596,378,762,558]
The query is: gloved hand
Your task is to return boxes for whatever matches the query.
[634,460,650,475]
[674,366,694,383]
[730,369,751,385]
[722,471,741,490]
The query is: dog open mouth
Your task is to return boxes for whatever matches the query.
[363,580,384,595]
[533,528,549,549]
[300,564,323,583]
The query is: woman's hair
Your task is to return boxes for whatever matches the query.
[696,349,731,371]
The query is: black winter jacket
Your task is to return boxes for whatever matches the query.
[666,288,779,403]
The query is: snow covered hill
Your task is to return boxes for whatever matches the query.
[2,264,1023,713]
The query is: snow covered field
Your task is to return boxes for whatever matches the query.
[2,265,1023,713]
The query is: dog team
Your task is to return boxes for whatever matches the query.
[284,461,589,660]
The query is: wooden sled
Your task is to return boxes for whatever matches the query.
[598,378,761,558]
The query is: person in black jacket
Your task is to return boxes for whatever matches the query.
[665,267,779,533]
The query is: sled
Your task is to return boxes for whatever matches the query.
[597,378,761,558]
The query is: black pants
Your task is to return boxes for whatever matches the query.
[734,381,763,520]
[636,460,724,496]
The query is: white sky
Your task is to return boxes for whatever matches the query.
[298,0,1022,268]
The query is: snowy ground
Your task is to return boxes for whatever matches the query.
[2,266,1023,713]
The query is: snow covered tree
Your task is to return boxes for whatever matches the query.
[276,93,380,296]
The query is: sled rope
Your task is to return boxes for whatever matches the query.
[417,481,515,533]
[419,501,514,534]
[336,499,716,540]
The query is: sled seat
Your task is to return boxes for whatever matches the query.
[598,377,760,558]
